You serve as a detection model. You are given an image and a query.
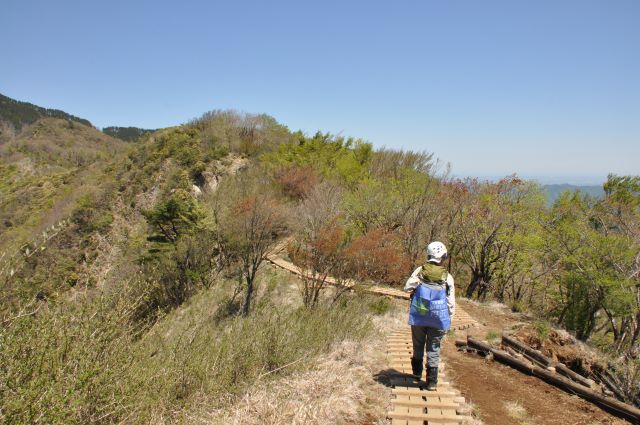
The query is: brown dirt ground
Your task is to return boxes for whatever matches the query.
[443,299,631,425]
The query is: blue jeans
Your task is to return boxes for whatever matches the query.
[411,325,446,368]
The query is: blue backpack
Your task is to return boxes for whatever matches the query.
[408,282,451,330]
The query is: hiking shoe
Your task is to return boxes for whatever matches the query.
[426,366,438,391]
[410,357,423,380]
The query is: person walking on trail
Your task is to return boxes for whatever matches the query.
[403,241,455,391]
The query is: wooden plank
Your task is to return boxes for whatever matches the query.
[407,397,424,425]
[388,412,467,423]
[393,388,458,397]
[391,399,460,409]
[392,394,412,425]
[389,378,451,389]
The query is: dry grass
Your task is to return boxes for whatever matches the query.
[503,400,533,425]
[207,339,388,425]
[187,299,408,424]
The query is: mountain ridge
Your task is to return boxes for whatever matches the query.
[0,93,92,131]
[543,183,604,205]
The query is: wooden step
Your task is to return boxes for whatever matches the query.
[392,387,459,397]
[388,411,469,423]
[390,399,460,409]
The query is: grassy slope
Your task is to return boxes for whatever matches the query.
[0,118,126,248]
[0,118,133,305]
[0,262,397,423]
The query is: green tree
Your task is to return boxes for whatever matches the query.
[544,185,639,350]
[142,189,204,244]
[451,176,545,300]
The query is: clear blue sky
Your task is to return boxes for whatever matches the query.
[2,0,638,183]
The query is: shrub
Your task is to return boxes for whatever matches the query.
[367,296,391,315]
[273,165,319,200]
[125,293,374,420]
[71,192,114,234]
[535,320,551,341]
[343,229,411,285]
[0,294,139,424]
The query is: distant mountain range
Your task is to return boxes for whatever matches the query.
[542,184,604,205]
[0,93,153,142]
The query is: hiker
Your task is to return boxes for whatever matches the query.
[404,241,455,391]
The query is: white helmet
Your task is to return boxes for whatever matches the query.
[426,241,447,263]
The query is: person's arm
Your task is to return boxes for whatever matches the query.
[404,267,423,294]
[446,273,456,317]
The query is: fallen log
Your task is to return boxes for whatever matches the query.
[467,338,534,375]
[455,339,468,348]
[467,337,640,423]
[555,362,594,388]
[502,334,553,367]
[503,345,536,367]
[595,370,628,404]
[502,334,594,388]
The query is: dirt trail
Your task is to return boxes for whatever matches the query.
[443,299,629,425]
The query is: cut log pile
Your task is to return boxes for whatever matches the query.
[455,334,640,423]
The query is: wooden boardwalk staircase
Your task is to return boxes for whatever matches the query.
[266,241,478,423]
[386,329,472,424]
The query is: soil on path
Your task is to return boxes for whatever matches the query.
[444,299,630,425]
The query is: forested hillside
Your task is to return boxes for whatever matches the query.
[102,126,156,142]
[543,183,604,205]
[1,97,638,422]
[0,93,92,133]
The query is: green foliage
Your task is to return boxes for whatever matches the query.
[486,330,500,342]
[102,126,156,142]
[534,320,551,341]
[545,181,640,350]
[0,294,140,424]
[71,193,114,234]
[189,110,292,157]
[603,174,640,207]
[261,132,372,186]
[0,280,375,423]
[367,296,391,315]
[142,189,205,244]
[452,176,546,300]
[209,169,287,314]
[343,168,432,234]
[543,184,604,206]
[128,294,373,418]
